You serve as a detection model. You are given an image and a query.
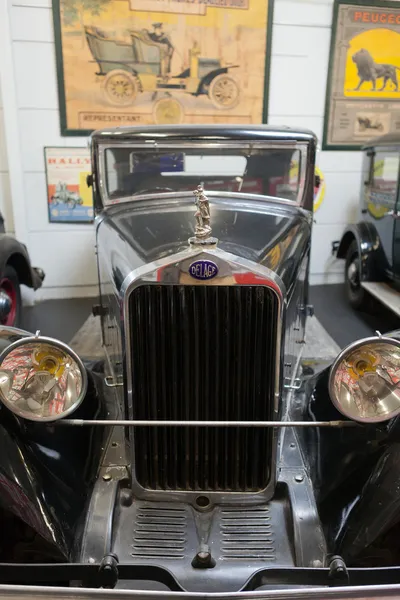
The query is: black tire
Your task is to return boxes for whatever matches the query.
[0,265,22,327]
[345,240,369,311]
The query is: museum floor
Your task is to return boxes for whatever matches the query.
[20,284,399,350]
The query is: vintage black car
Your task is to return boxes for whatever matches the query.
[335,133,400,316]
[0,126,399,598]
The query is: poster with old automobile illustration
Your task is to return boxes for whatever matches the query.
[323,0,400,150]
[52,0,273,135]
[45,148,94,222]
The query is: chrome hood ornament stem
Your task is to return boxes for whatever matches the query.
[189,185,218,247]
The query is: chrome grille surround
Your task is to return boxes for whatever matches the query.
[122,247,285,504]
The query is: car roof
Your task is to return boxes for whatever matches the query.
[363,132,400,150]
[90,124,317,145]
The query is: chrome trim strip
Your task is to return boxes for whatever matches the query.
[121,246,285,504]
[1,582,400,599]
[59,419,358,428]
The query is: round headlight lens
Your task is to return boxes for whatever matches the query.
[0,337,87,421]
[329,337,400,423]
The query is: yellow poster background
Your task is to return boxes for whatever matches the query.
[58,0,270,131]
[344,28,400,98]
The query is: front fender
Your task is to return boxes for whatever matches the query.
[197,67,228,95]
[0,328,110,559]
[336,222,382,281]
[0,418,68,558]
[0,235,44,289]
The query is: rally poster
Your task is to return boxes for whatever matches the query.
[323,0,400,150]
[44,148,94,223]
[53,0,273,135]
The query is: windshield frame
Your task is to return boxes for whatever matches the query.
[97,140,309,208]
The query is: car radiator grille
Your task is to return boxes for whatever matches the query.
[128,284,279,492]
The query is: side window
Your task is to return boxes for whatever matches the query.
[368,152,399,213]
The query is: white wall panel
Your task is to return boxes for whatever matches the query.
[65,138,90,148]
[12,0,51,8]
[272,23,330,58]
[0,173,15,232]
[11,6,53,42]
[28,230,97,288]
[13,41,58,109]
[273,0,333,27]
[319,151,363,173]
[269,29,330,117]
[315,171,360,226]
[0,109,8,172]
[19,109,63,172]
[310,223,345,282]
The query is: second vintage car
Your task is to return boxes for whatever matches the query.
[335,132,400,316]
[0,126,399,598]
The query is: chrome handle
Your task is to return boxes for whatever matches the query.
[104,376,123,388]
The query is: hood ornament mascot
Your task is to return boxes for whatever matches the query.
[189,185,218,247]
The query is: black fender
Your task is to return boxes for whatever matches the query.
[338,441,400,562]
[336,221,383,281]
[196,67,228,96]
[0,373,108,560]
[0,328,109,559]
[0,235,44,289]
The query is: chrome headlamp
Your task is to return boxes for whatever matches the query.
[0,334,87,422]
[329,335,400,423]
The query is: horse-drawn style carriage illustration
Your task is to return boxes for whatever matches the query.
[84,24,240,113]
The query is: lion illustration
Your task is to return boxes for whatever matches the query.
[352,49,400,91]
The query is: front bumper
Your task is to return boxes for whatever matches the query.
[2,561,400,594]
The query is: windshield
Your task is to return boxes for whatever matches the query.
[103,145,303,204]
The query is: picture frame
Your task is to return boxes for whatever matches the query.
[44,147,94,223]
[323,0,400,150]
[52,0,274,136]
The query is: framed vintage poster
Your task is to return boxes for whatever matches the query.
[323,0,400,150]
[52,0,273,135]
[45,148,94,223]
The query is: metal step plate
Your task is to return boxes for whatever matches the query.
[361,282,400,317]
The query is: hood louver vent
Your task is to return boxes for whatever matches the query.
[132,503,187,559]
[220,506,275,560]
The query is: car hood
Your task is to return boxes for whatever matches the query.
[98,195,312,293]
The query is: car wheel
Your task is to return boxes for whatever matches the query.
[0,265,22,327]
[152,97,184,124]
[208,74,240,110]
[102,70,140,106]
[345,240,369,310]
